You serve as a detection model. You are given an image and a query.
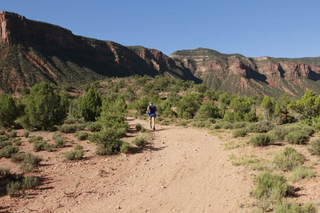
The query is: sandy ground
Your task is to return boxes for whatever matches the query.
[0,117,319,213]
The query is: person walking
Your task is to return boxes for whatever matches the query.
[147,102,157,130]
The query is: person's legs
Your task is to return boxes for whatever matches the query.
[151,117,155,130]
[149,117,152,129]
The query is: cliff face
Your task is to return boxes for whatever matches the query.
[0,11,199,92]
[1,11,320,97]
[170,48,320,97]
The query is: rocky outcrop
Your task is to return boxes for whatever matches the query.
[170,48,320,97]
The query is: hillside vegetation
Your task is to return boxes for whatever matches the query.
[1,76,320,212]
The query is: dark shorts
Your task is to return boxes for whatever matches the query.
[148,113,156,118]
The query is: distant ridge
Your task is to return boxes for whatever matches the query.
[1,11,320,97]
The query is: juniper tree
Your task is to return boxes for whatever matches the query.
[80,86,102,122]
[0,94,18,127]
[24,82,67,130]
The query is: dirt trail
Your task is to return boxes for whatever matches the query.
[1,118,254,213]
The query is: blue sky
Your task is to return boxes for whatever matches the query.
[2,0,320,58]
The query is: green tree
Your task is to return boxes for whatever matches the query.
[260,96,275,121]
[177,93,202,119]
[0,94,18,127]
[289,89,320,121]
[195,101,221,120]
[80,86,102,122]
[24,82,67,130]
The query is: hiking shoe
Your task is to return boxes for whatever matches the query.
[150,125,152,129]
[153,126,155,131]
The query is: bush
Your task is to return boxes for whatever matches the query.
[246,121,274,133]
[232,128,247,138]
[28,136,43,143]
[6,181,21,197]
[249,133,272,147]
[136,123,142,131]
[0,140,12,148]
[58,124,87,133]
[308,138,320,155]
[9,130,17,138]
[87,122,102,132]
[11,153,25,163]
[273,202,317,213]
[22,176,39,190]
[0,134,9,141]
[251,172,293,202]
[0,145,19,158]
[12,138,22,146]
[54,136,66,148]
[291,166,314,182]
[76,131,89,140]
[96,140,127,155]
[273,147,305,171]
[20,153,42,173]
[65,145,84,160]
[132,135,148,147]
[284,131,309,144]
[65,149,84,160]
[33,140,52,152]
[120,141,130,153]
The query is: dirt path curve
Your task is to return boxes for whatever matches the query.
[8,117,254,213]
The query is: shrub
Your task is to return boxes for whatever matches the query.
[0,130,5,135]
[273,202,317,213]
[246,121,274,133]
[22,176,39,190]
[33,140,48,152]
[9,130,17,138]
[0,140,12,148]
[232,128,247,138]
[249,133,272,147]
[132,135,148,147]
[136,123,142,131]
[52,132,62,140]
[212,121,234,129]
[54,136,66,148]
[233,122,248,129]
[96,140,127,155]
[0,134,9,141]
[76,131,89,140]
[65,145,84,160]
[28,136,43,143]
[11,153,25,163]
[120,141,130,153]
[87,122,102,132]
[291,166,314,182]
[58,124,87,133]
[273,147,305,171]
[284,131,309,144]
[6,181,21,197]
[0,145,19,158]
[308,138,320,155]
[251,172,293,201]
[12,138,22,146]
[20,153,42,172]
[0,167,10,177]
